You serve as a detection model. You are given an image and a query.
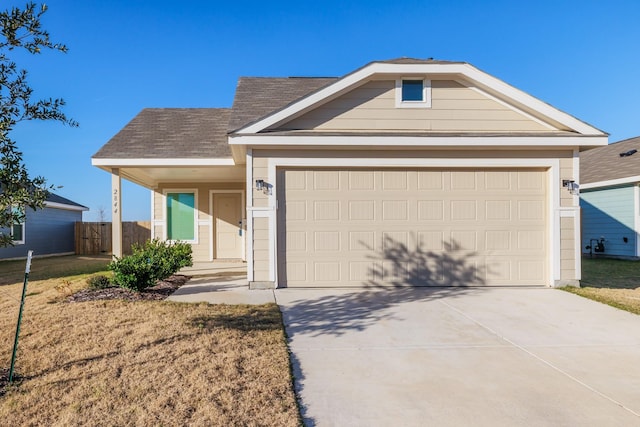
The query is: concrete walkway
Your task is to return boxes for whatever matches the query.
[168,275,275,305]
[168,262,275,305]
[276,287,640,427]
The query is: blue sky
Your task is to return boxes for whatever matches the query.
[9,0,640,221]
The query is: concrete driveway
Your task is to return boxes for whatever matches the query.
[275,287,640,426]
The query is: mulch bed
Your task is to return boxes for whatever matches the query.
[67,275,190,303]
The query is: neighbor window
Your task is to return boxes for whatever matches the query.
[166,192,196,241]
[396,78,432,108]
[11,206,25,244]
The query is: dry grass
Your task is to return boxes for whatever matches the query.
[562,258,640,315]
[0,256,299,426]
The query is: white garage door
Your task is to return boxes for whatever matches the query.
[277,168,547,287]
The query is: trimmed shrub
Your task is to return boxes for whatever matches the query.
[86,274,112,289]
[109,239,193,291]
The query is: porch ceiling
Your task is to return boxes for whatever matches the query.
[95,165,245,188]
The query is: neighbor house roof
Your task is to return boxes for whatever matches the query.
[228,77,338,132]
[45,193,88,211]
[93,108,232,159]
[581,136,640,185]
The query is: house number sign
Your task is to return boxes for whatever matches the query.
[113,188,119,214]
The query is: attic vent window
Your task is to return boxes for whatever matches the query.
[619,149,637,157]
[396,78,431,108]
[402,80,424,101]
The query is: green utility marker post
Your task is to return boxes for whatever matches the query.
[9,250,33,384]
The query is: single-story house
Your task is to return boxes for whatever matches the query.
[0,193,88,260]
[92,58,608,288]
[580,136,640,258]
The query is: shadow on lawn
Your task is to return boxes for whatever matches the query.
[186,305,282,332]
[581,257,640,289]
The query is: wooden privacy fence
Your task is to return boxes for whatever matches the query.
[75,222,151,255]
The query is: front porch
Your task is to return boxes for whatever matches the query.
[90,108,247,262]
[181,260,247,278]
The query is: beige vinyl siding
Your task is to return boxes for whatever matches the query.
[277,80,556,133]
[253,157,269,208]
[153,225,162,240]
[253,217,270,281]
[560,217,576,280]
[559,157,575,208]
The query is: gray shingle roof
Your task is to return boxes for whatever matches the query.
[228,77,338,132]
[581,136,640,185]
[93,108,232,159]
[46,193,88,209]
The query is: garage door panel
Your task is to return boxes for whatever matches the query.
[349,231,375,251]
[485,200,511,220]
[417,171,444,189]
[450,171,478,189]
[382,171,408,189]
[349,171,375,190]
[278,168,547,287]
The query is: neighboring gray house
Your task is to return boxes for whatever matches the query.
[0,193,88,260]
[581,136,640,258]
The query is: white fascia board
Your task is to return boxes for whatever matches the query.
[234,62,607,136]
[44,201,88,211]
[91,158,236,167]
[581,176,640,190]
[229,134,608,148]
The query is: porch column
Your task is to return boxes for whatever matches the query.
[111,168,123,258]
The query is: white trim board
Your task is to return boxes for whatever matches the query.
[44,201,88,212]
[162,188,199,244]
[581,176,640,190]
[230,134,608,148]
[92,158,236,167]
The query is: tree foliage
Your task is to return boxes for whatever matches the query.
[0,2,77,247]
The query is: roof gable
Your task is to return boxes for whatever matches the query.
[231,58,606,136]
[276,79,559,133]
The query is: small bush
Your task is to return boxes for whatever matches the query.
[109,239,193,291]
[87,274,112,289]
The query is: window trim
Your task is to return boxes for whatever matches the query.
[163,189,198,243]
[395,78,432,108]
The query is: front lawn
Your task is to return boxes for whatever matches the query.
[562,258,640,315]
[0,256,299,425]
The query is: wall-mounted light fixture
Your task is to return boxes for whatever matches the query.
[562,179,579,196]
[255,179,271,195]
